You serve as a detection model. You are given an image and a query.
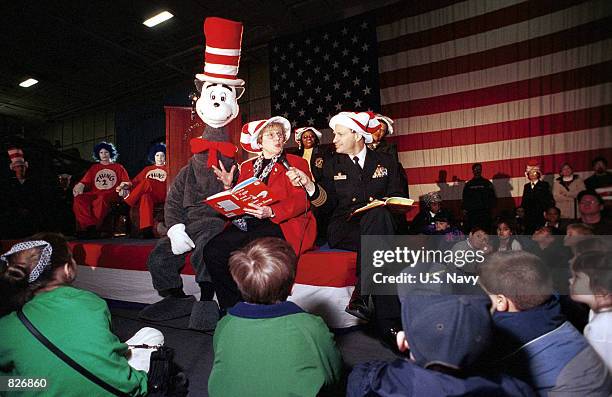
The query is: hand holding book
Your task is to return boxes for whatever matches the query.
[348,197,414,219]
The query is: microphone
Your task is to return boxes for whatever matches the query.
[279,156,291,171]
[279,155,306,190]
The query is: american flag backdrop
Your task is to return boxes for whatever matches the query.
[269,14,381,129]
[270,0,612,215]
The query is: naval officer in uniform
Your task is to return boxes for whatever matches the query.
[286,111,407,347]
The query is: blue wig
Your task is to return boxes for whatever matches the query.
[93,141,118,162]
[147,143,166,164]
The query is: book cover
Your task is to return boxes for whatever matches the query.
[205,177,277,217]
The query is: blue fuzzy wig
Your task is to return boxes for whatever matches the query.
[147,143,166,164]
[93,141,118,162]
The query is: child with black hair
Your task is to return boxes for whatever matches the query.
[570,250,612,371]
[495,219,522,252]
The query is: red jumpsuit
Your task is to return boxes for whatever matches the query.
[124,164,167,230]
[73,163,130,230]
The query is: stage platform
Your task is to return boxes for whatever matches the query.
[3,238,360,329]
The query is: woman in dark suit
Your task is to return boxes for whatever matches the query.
[294,126,330,183]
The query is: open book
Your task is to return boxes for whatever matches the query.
[204,177,277,218]
[348,197,414,219]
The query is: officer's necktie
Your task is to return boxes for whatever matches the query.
[353,156,361,169]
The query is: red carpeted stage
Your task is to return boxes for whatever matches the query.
[14,238,360,329]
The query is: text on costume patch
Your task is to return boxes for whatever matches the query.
[146,169,167,182]
[94,169,118,190]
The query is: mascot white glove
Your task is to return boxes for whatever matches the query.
[167,223,195,255]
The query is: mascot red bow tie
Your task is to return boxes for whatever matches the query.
[190,138,237,168]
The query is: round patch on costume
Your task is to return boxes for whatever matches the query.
[94,168,118,190]
[146,168,167,182]
[315,157,324,168]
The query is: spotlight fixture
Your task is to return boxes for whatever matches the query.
[143,11,174,27]
[19,78,38,88]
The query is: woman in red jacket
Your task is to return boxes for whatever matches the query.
[203,116,316,310]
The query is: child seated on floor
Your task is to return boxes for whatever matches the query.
[570,250,612,371]
[207,237,343,397]
[478,251,612,396]
[347,286,534,396]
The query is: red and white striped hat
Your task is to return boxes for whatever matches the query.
[329,111,381,144]
[7,148,27,170]
[195,17,245,87]
[294,126,322,144]
[374,113,394,135]
[525,160,541,175]
[240,116,291,153]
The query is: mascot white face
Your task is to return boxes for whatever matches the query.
[196,82,242,128]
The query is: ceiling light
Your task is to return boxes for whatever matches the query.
[19,78,38,88]
[143,11,173,27]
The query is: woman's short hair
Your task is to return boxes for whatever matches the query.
[478,251,553,310]
[229,237,297,304]
[256,122,286,146]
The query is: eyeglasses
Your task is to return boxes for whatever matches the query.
[579,200,600,205]
[262,132,285,141]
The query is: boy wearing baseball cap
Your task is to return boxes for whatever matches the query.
[347,287,534,396]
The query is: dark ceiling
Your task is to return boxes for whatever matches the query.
[0,0,392,122]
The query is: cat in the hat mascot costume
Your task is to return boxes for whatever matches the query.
[72,141,130,238]
[520,160,554,234]
[141,17,243,330]
[118,143,168,237]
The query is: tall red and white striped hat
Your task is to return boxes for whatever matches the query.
[329,111,381,144]
[7,148,27,170]
[240,116,291,153]
[195,17,245,87]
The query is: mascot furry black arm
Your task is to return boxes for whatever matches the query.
[141,17,245,331]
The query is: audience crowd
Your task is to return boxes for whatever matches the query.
[1,124,611,396]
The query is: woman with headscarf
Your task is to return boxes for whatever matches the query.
[0,233,162,395]
[204,116,317,310]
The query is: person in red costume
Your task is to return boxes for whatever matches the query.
[73,142,130,238]
[203,116,317,310]
[118,143,168,238]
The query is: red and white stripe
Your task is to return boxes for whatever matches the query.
[376,0,612,213]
